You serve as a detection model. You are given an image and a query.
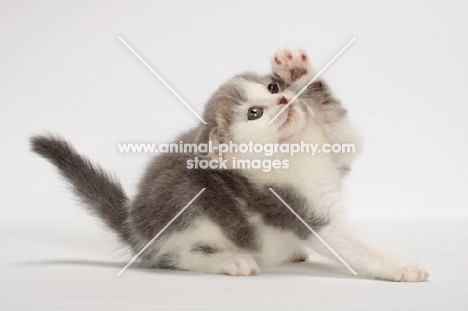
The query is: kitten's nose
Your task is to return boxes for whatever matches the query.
[278,96,288,105]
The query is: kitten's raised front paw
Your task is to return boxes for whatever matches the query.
[219,255,260,276]
[271,48,316,84]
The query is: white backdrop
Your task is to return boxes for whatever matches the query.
[1,0,467,221]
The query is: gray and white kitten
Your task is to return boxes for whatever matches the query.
[31,48,428,281]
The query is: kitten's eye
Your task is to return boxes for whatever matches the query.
[247,107,264,120]
[267,83,279,94]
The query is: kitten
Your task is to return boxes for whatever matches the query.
[31,48,428,281]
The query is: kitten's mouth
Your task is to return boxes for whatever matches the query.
[277,106,294,128]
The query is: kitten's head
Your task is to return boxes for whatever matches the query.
[203,72,310,148]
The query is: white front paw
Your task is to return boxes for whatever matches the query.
[271,48,316,84]
[392,265,429,282]
[377,263,429,282]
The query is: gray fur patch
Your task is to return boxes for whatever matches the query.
[129,151,329,256]
[300,79,348,123]
[30,134,131,244]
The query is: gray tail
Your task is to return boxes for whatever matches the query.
[30,134,131,243]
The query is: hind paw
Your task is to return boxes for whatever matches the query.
[219,255,260,276]
[291,247,309,263]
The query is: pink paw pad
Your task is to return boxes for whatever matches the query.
[271,48,313,83]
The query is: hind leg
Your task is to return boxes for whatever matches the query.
[155,218,260,276]
[178,245,260,276]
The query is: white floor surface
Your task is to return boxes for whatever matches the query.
[1,218,467,310]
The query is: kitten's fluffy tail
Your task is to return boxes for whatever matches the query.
[30,134,131,243]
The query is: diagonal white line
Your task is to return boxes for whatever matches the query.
[117,188,206,276]
[268,188,357,276]
[268,37,356,124]
[118,36,207,125]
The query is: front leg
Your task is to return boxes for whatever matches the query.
[271,48,362,170]
[272,48,344,123]
[309,220,429,282]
